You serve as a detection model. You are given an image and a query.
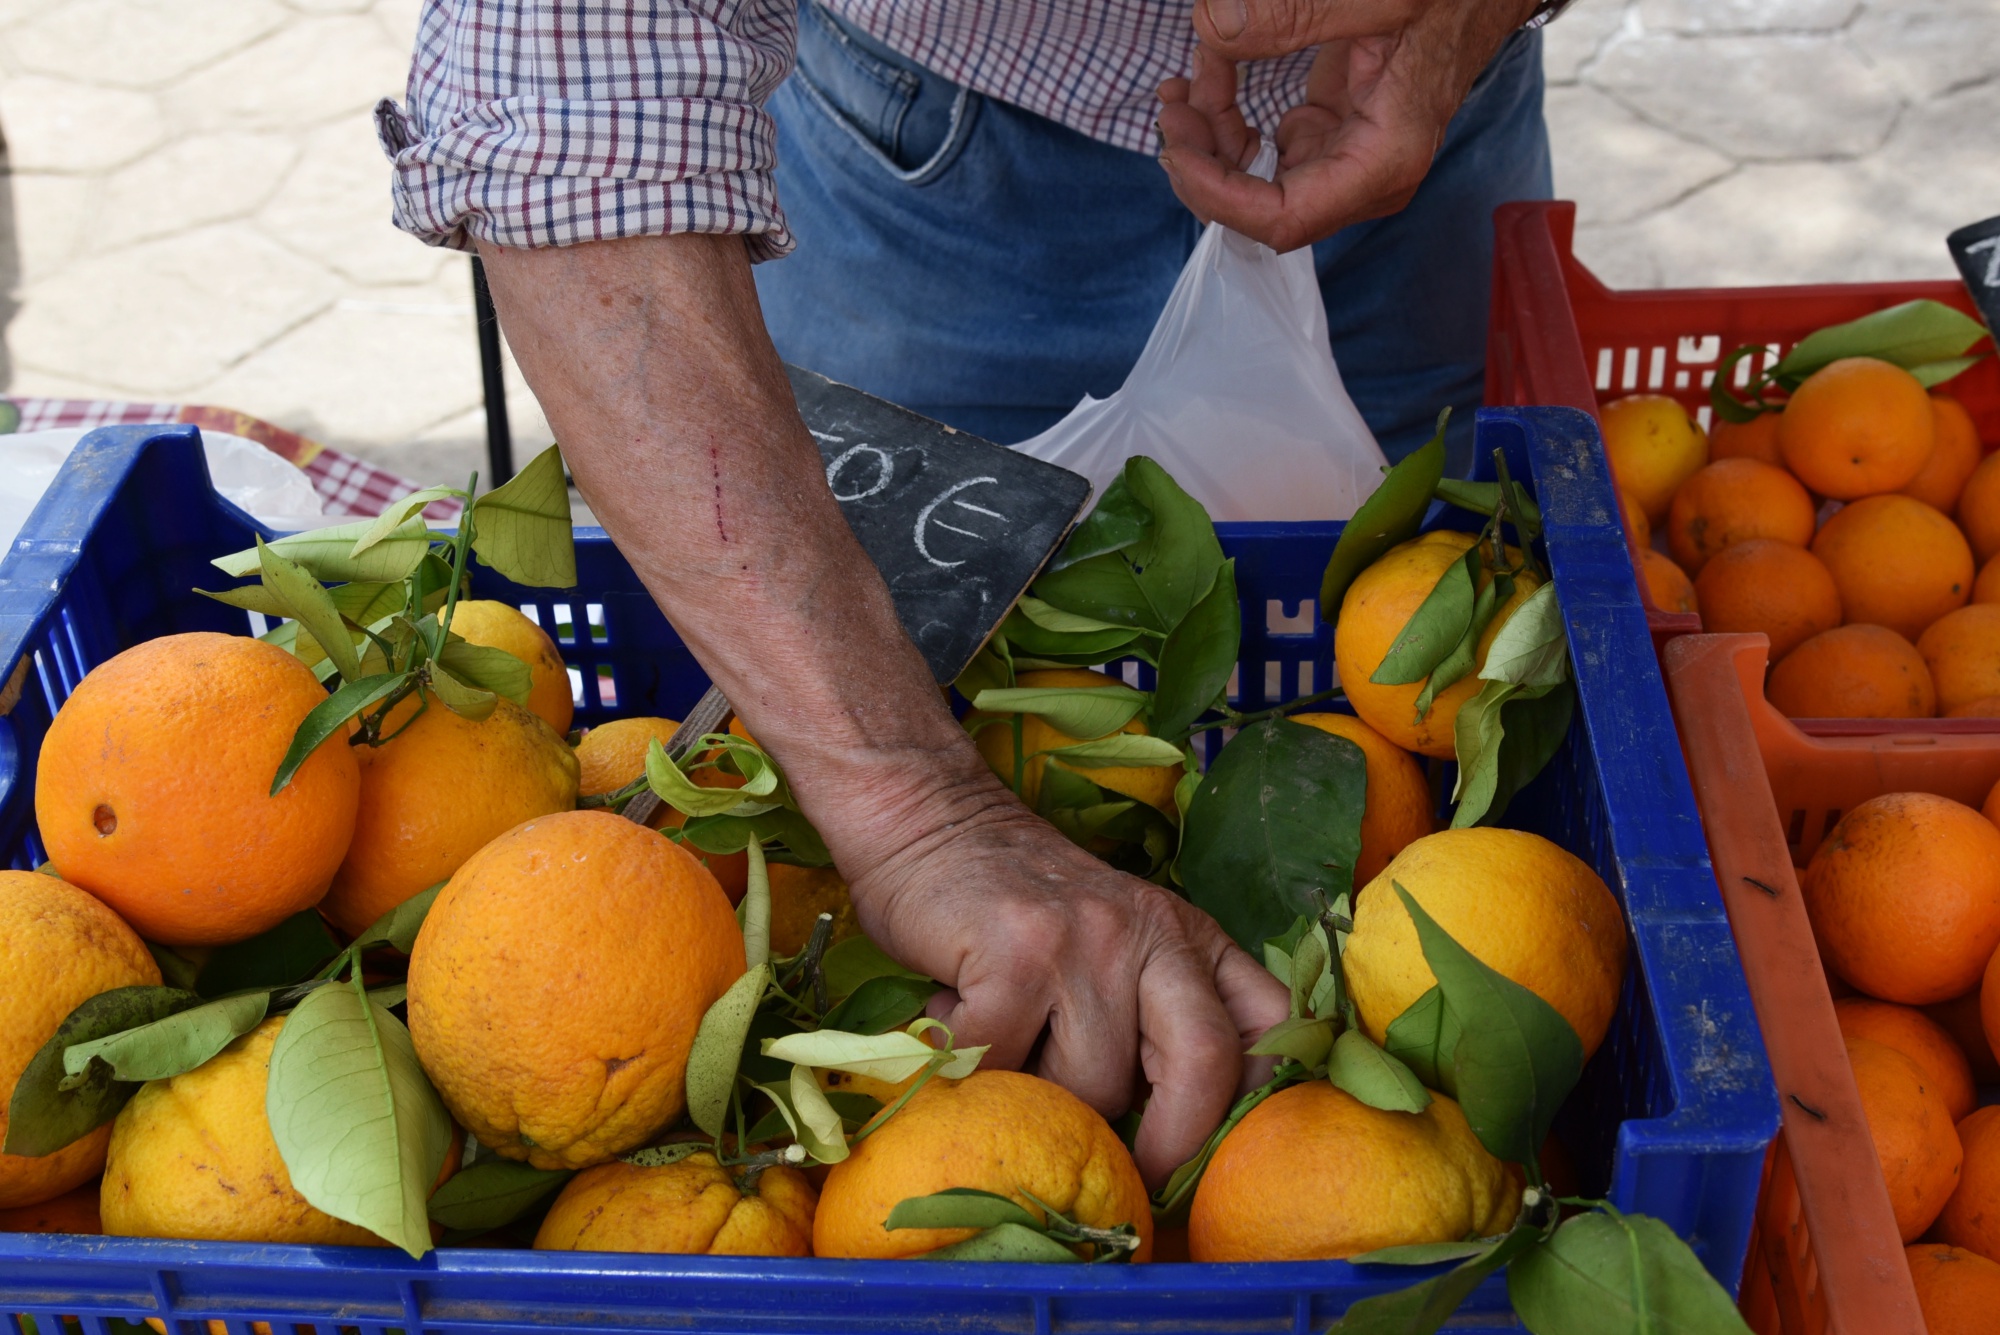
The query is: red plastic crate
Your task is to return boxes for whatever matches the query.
[1487,200,2000,639]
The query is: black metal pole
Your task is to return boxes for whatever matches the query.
[471,256,514,485]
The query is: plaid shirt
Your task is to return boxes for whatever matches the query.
[377,1,1317,260]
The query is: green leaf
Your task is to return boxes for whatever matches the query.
[350,881,445,955]
[1179,719,1368,953]
[435,639,533,707]
[1326,1028,1431,1113]
[256,538,363,683]
[1707,346,1772,425]
[197,910,341,996]
[1049,471,1151,570]
[1371,544,1477,687]
[1012,596,1139,636]
[763,1027,985,1084]
[921,1221,1084,1263]
[4,986,196,1155]
[820,975,941,1036]
[1451,678,1575,830]
[1150,1077,1286,1224]
[1037,734,1185,769]
[887,1188,1041,1233]
[1433,480,1544,534]
[1448,680,1520,826]
[1908,354,1984,388]
[1349,1240,1501,1266]
[1479,582,1567,688]
[646,739,780,818]
[369,983,408,1010]
[351,486,460,558]
[971,683,1148,738]
[1507,1207,1755,1335]
[148,942,203,992]
[1046,800,1140,849]
[1289,929,1329,1021]
[741,841,772,970]
[1031,553,1163,634]
[787,1062,851,1164]
[997,611,1149,665]
[194,583,293,618]
[213,516,433,583]
[1383,985,1460,1094]
[330,580,408,628]
[954,644,1012,705]
[1117,457,1228,633]
[265,982,452,1258]
[1331,1206,1540,1334]
[1393,884,1584,1166]
[61,991,268,1084]
[1321,412,1447,624]
[1772,299,1990,385]
[426,1158,573,1232]
[684,964,771,1138]
[822,937,930,1003]
[271,672,408,795]
[470,444,576,588]
[1151,558,1240,741]
[1246,1015,1335,1066]
[424,659,497,721]
[1413,567,1499,720]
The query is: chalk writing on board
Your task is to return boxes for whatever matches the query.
[913,477,1004,569]
[824,442,893,502]
[1963,236,2000,290]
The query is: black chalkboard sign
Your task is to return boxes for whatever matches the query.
[1950,215,2000,337]
[787,364,1093,683]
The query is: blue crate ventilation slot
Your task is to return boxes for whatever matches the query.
[0,414,1778,1335]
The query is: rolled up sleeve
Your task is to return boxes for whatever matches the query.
[377,0,796,259]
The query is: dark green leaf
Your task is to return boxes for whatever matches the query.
[1350,1240,1501,1266]
[820,975,941,1035]
[920,1221,1083,1263]
[271,672,408,795]
[1151,558,1240,740]
[1772,299,1990,385]
[1452,678,1575,830]
[1028,552,1163,634]
[1395,885,1584,1166]
[680,807,832,866]
[426,1158,573,1232]
[470,444,576,588]
[4,986,195,1155]
[1049,471,1151,570]
[350,882,446,955]
[954,643,1012,705]
[147,942,203,991]
[1326,1028,1431,1113]
[684,964,771,1138]
[1384,985,1461,1094]
[1321,413,1447,624]
[1331,1208,1540,1334]
[435,639,533,706]
[824,1090,884,1131]
[1372,545,1477,686]
[197,910,340,995]
[971,683,1148,738]
[1433,480,1544,536]
[887,1188,1041,1233]
[1448,680,1521,829]
[1288,929,1329,1021]
[1507,1208,1754,1335]
[1707,346,1772,425]
[1412,566,1497,719]
[1180,719,1368,952]
[1045,800,1139,849]
[1119,456,1227,633]
[821,936,931,1003]
[61,991,268,1083]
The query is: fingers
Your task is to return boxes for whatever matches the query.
[1195,0,1423,59]
[928,964,1049,1074]
[1128,934,1248,1189]
[1035,973,1140,1122]
[1213,936,1290,1094]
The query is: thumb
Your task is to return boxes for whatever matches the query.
[1196,0,1420,57]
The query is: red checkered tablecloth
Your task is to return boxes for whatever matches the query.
[7,398,464,520]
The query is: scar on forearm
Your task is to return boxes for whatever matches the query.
[711,445,729,543]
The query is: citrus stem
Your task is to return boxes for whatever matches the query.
[850,1056,947,1144]
[435,471,479,642]
[1177,686,1346,742]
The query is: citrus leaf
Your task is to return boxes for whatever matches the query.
[1048,471,1150,570]
[4,986,195,1155]
[684,964,771,1138]
[741,841,772,970]
[1179,719,1368,953]
[1331,1210,1540,1335]
[763,1028,975,1085]
[257,538,363,683]
[1013,597,1139,636]
[887,1188,1040,1233]
[822,937,930,1003]
[1383,985,1460,1094]
[350,881,445,955]
[922,1221,1084,1263]
[1115,456,1227,633]
[1448,680,1520,823]
[194,583,292,617]
[1394,884,1584,1166]
[954,644,1012,704]
[435,639,533,707]
[1771,299,1989,385]
[1150,1076,1287,1224]
[646,739,779,818]
[61,991,268,1084]
[1030,552,1163,634]
[470,444,575,588]
[351,486,460,558]
[1908,354,1984,388]
[426,1158,573,1232]
[196,910,341,996]
[265,982,452,1258]
[1321,412,1447,624]
[1413,572,1498,720]
[271,672,408,795]
[1350,1240,1502,1266]
[820,975,940,1036]
[1452,678,1574,830]
[1151,558,1240,741]
[1479,582,1566,688]
[787,1061,850,1164]
[1507,1208,1754,1335]
[368,983,407,1010]
[424,660,497,721]
[1327,1028,1430,1113]
[1289,930,1329,1021]
[971,684,1148,738]
[213,516,433,583]
[1372,544,1477,686]
[1434,480,1544,532]
[330,580,407,628]
[1246,1015,1335,1066]
[1038,734,1186,769]
[1707,346,1773,425]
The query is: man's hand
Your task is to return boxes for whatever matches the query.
[1156,0,1540,253]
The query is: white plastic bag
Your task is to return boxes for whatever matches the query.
[1012,145,1387,521]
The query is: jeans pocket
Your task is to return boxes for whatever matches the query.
[791,0,978,184]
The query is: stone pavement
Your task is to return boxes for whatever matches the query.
[0,0,1995,489]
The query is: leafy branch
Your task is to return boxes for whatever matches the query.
[1708,298,1990,424]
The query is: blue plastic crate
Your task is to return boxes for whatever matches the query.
[0,409,1777,1335]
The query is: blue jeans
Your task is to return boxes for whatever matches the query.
[754,2,1551,473]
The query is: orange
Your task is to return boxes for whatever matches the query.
[533,1152,816,1255]
[1188,1080,1515,1262]
[1919,605,2000,716]
[1599,394,1708,523]
[1907,1244,2000,1335]
[1980,947,2000,1093]
[1811,495,1973,641]
[1290,713,1435,885]
[1901,395,1984,513]
[1975,554,2000,605]
[1639,548,1698,615]
[1938,1106,2000,1262]
[1986,775,2000,831]
[1949,695,2000,718]
[1342,828,1628,1060]
[767,862,859,957]
[1335,531,1543,758]
[0,870,161,1209]
[1833,997,1975,1122]
[813,1069,1152,1261]
[1767,625,1935,720]
[1693,539,1842,663]
[0,1183,100,1234]
[1960,451,2000,565]
[1928,991,2000,1084]
[1709,412,1784,467]
[408,810,744,1169]
[1778,357,1936,499]
[572,716,749,901]
[1665,458,1816,575]
[443,600,574,735]
[1801,792,2000,1003]
[320,694,579,937]
[973,668,1181,813]
[34,632,361,946]
[1846,1036,1961,1241]
[1617,488,1651,551]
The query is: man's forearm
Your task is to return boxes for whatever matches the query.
[476,234,1001,866]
